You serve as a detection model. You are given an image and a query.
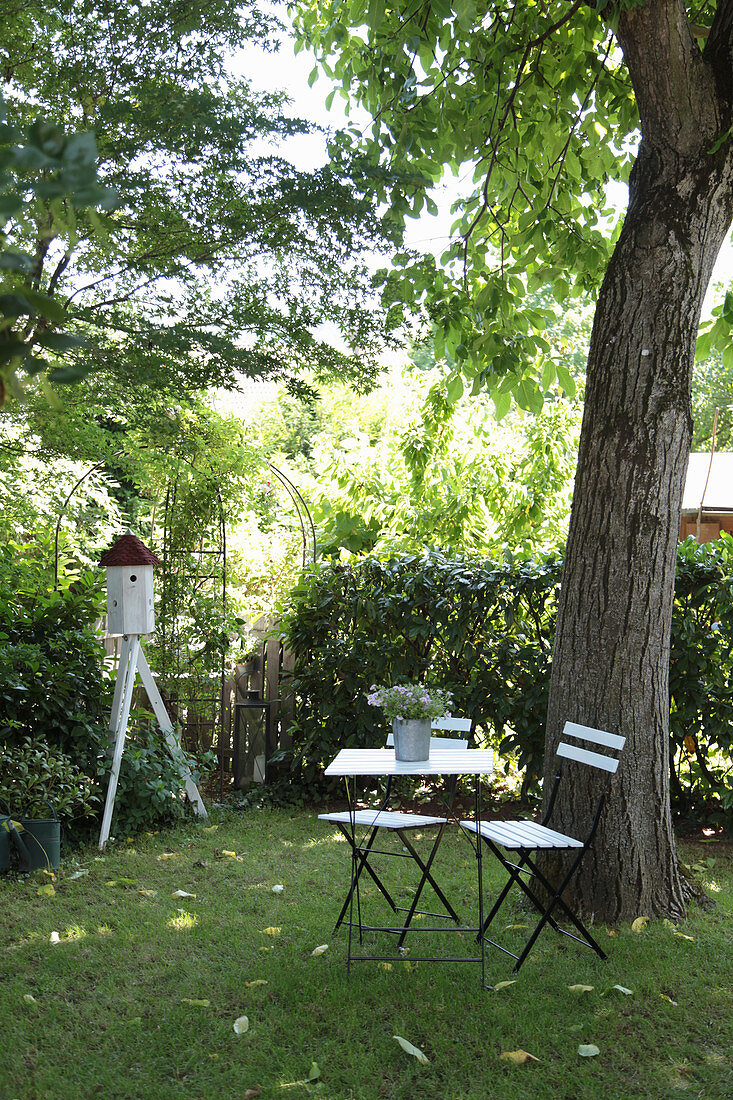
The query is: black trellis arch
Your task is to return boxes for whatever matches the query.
[52,450,316,784]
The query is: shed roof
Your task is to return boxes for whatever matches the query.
[99,532,162,567]
[681,452,733,515]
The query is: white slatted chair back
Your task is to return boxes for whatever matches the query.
[557,721,626,774]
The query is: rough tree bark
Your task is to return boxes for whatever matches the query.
[544,1,733,922]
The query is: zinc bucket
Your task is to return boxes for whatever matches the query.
[19,802,61,871]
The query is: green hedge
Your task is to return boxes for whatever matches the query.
[278,540,733,819]
[0,542,205,839]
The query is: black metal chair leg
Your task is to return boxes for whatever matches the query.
[333,823,398,932]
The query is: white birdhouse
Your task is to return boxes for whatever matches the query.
[99,532,161,636]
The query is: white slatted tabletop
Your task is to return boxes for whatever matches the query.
[325,747,495,777]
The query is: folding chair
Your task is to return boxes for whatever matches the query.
[319,717,471,938]
[461,721,625,972]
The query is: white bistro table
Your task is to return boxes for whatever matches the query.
[324,746,495,978]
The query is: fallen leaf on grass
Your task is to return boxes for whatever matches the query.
[37,884,55,897]
[233,1015,249,1035]
[67,870,88,881]
[394,1035,429,1064]
[567,984,594,994]
[660,994,679,1005]
[673,932,694,941]
[202,824,219,832]
[631,916,649,933]
[608,985,633,996]
[23,994,37,1004]
[243,1089,261,1099]
[244,980,268,988]
[378,962,392,970]
[49,931,60,944]
[221,850,237,858]
[156,853,178,861]
[271,884,284,894]
[181,998,211,1007]
[578,1044,600,1058]
[172,890,196,898]
[503,923,528,932]
[307,1062,321,1081]
[138,888,157,897]
[261,927,281,936]
[310,944,328,956]
[493,981,517,992]
[500,1050,539,1064]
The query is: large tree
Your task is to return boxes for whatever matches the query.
[0,0,398,399]
[295,0,733,920]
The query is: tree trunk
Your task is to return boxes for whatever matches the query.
[545,2,733,923]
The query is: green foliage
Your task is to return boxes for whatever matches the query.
[0,543,208,838]
[277,550,561,795]
[691,347,733,450]
[671,535,733,819]
[279,542,733,817]
[0,737,100,820]
[293,0,639,403]
[2,0,399,403]
[0,100,117,399]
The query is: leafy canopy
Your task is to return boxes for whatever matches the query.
[292,1,729,409]
[2,0,400,400]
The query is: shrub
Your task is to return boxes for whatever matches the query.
[278,543,733,820]
[277,549,559,798]
[0,542,209,838]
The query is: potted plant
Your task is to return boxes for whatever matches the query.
[0,739,100,870]
[366,683,453,761]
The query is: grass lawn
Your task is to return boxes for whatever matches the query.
[1,805,731,1100]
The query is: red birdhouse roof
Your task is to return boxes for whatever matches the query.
[99,533,162,567]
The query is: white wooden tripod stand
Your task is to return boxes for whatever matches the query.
[98,634,208,848]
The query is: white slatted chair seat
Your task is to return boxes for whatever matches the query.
[461,818,584,849]
[319,809,447,829]
[463,720,626,974]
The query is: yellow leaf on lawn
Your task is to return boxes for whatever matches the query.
[23,994,37,1004]
[660,994,679,1005]
[221,850,237,858]
[233,1015,249,1035]
[37,884,55,897]
[568,984,594,993]
[673,932,694,941]
[157,853,178,861]
[261,927,281,936]
[244,980,268,988]
[310,944,328,956]
[493,981,517,992]
[378,962,392,970]
[500,1050,539,1064]
[578,1044,600,1058]
[181,998,210,1007]
[631,916,650,933]
[394,1035,429,1064]
[203,824,219,832]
